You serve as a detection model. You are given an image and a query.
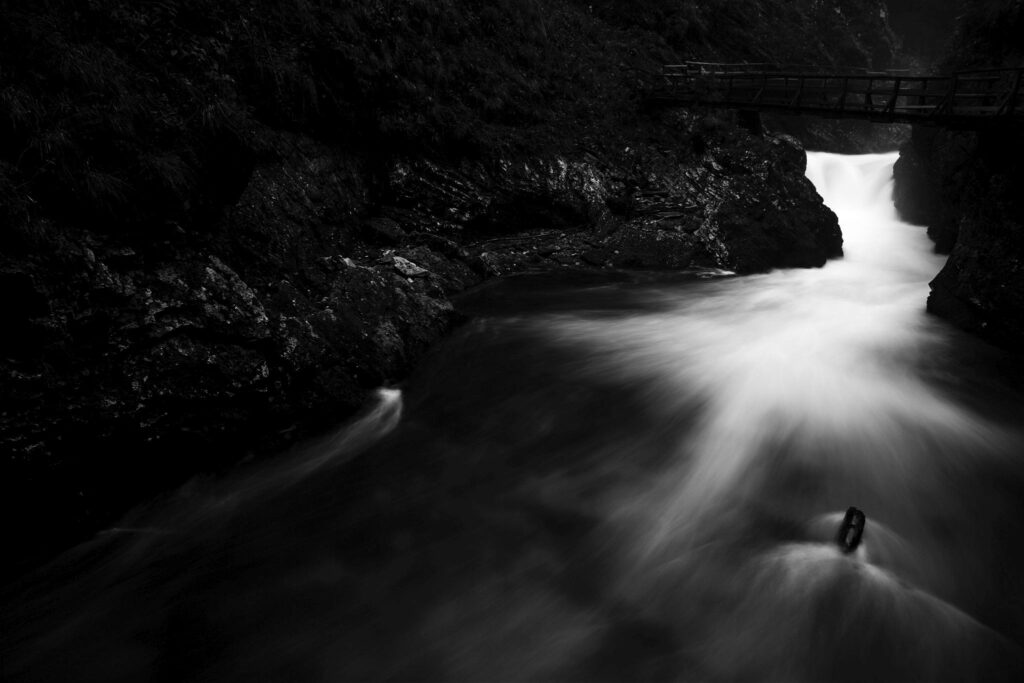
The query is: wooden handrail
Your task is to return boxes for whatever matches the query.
[647,63,1024,126]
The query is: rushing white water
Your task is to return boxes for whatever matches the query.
[4,153,1024,682]
[551,154,953,522]
[543,155,990,547]
[534,152,1022,680]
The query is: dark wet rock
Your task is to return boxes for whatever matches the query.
[0,119,848,580]
[893,126,968,252]
[396,245,480,295]
[894,125,1024,348]
[381,133,839,277]
[0,136,471,577]
[364,218,408,246]
[766,116,910,155]
[888,0,1024,350]
[392,255,429,278]
[581,248,611,267]
[0,0,904,583]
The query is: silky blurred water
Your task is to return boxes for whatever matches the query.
[4,153,1024,682]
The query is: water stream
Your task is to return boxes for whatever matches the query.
[3,153,1024,682]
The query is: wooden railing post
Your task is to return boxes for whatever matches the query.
[753,73,767,104]
[884,77,902,116]
[785,76,804,108]
[998,69,1023,116]
[934,73,958,117]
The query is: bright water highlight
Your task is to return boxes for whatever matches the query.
[3,153,1024,681]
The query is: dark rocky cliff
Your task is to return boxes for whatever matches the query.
[0,0,891,575]
[893,0,1024,348]
[895,125,1024,347]
[885,0,960,62]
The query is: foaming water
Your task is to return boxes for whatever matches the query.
[547,155,998,545]
[282,387,403,483]
[534,153,1024,678]
[705,542,1012,682]
[4,153,1024,682]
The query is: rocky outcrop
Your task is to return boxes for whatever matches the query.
[892,126,970,252]
[0,134,478,576]
[890,0,1024,350]
[766,116,909,155]
[0,0,854,579]
[383,132,840,276]
[893,124,1024,347]
[1,120,843,576]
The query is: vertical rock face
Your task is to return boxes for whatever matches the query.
[891,0,1024,349]
[892,126,971,253]
[894,125,1024,347]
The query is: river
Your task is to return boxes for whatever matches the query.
[3,152,1024,682]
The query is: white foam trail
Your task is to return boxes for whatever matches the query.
[218,386,404,510]
[806,512,917,581]
[1,387,407,681]
[110,387,404,532]
[697,542,1015,682]
[287,387,403,482]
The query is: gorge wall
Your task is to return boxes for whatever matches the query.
[0,0,894,576]
[893,0,1024,348]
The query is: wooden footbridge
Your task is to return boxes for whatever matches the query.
[647,62,1024,127]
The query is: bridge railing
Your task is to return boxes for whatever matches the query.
[651,63,1024,122]
[664,62,912,78]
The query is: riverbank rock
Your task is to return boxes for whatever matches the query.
[0,134,473,578]
[767,116,910,155]
[382,132,840,276]
[0,0,867,581]
[1,121,847,577]
[890,0,1024,350]
[893,126,968,252]
[894,125,1024,348]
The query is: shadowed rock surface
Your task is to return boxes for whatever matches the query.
[893,1,1024,349]
[0,0,890,575]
